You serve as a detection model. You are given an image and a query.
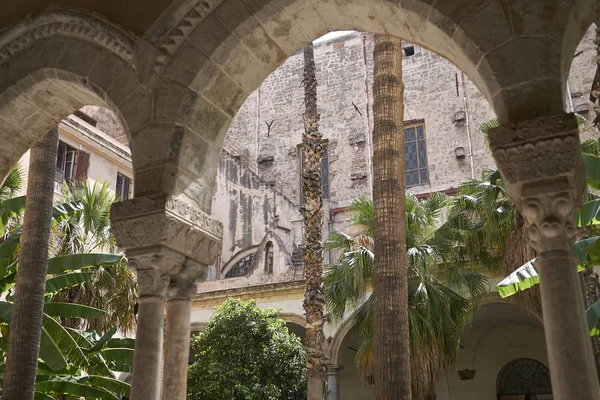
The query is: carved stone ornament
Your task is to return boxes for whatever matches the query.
[0,7,136,67]
[488,113,584,253]
[167,260,207,299]
[127,249,185,297]
[111,195,223,266]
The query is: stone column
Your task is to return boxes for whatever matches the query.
[111,195,222,400]
[126,249,184,400]
[325,365,341,400]
[489,113,600,400]
[162,261,207,400]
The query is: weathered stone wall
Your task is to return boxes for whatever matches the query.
[212,27,599,274]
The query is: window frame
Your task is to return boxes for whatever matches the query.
[116,172,132,201]
[404,122,429,188]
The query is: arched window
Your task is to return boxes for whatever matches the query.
[224,254,255,278]
[265,241,274,274]
[497,358,552,399]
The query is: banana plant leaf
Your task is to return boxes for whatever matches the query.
[497,237,597,298]
[587,299,600,337]
[44,272,94,294]
[35,378,118,400]
[39,326,68,372]
[583,153,600,190]
[41,315,89,371]
[47,253,123,275]
[574,198,600,226]
[79,375,131,397]
[43,303,105,319]
[100,348,135,373]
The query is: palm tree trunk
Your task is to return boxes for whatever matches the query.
[372,35,411,400]
[3,127,59,399]
[592,19,599,128]
[301,42,326,399]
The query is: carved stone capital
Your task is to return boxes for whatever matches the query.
[127,247,186,298]
[111,195,223,266]
[489,113,584,253]
[167,260,207,300]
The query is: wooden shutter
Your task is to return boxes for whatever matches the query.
[55,142,67,182]
[73,150,90,181]
[122,176,131,200]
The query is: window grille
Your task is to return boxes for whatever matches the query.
[224,254,255,278]
[498,358,552,399]
[265,242,274,274]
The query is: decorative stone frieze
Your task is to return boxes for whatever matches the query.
[0,7,136,67]
[488,113,584,252]
[111,194,223,266]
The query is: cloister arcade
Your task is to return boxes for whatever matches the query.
[0,1,599,399]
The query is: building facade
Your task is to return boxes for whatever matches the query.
[17,106,133,200]
[191,27,599,400]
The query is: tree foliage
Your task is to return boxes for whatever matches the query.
[324,195,488,399]
[187,299,306,400]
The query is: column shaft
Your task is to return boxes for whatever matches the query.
[537,251,600,399]
[325,365,340,400]
[162,298,192,400]
[130,296,167,400]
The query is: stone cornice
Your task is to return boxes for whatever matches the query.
[0,7,137,67]
[111,195,223,266]
[192,280,305,307]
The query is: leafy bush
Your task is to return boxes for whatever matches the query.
[187,299,306,400]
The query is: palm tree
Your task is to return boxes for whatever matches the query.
[50,181,137,335]
[3,127,59,400]
[371,34,410,399]
[591,19,599,128]
[301,42,326,399]
[325,195,488,399]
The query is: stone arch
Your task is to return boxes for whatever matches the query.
[148,0,600,210]
[0,8,151,187]
[328,313,361,365]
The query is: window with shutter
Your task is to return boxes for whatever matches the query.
[73,150,90,181]
[116,172,132,201]
[56,141,78,185]
[56,142,67,182]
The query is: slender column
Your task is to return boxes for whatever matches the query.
[489,113,600,400]
[325,365,341,400]
[162,261,207,400]
[127,250,185,400]
[110,195,222,400]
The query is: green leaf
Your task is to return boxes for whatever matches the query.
[88,327,118,353]
[583,154,600,190]
[43,302,105,319]
[587,299,600,337]
[42,314,88,370]
[79,375,131,397]
[0,301,12,322]
[107,337,135,349]
[47,253,122,275]
[33,392,55,400]
[39,326,68,372]
[496,260,539,298]
[100,348,135,372]
[35,378,118,399]
[574,198,600,226]
[45,272,93,294]
[1,196,26,219]
[0,228,21,278]
[51,201,84,225]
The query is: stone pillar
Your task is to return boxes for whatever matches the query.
[111,195,222,400]
[127,249,184,400]
[325,365,341,400]
[162,261,207,400]
[489,113,600,400]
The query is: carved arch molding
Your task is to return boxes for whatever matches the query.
[0,7,137,69]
